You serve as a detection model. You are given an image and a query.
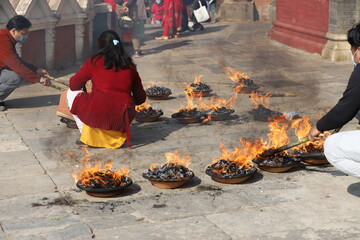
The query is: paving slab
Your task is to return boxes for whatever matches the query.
[1,21,360,239]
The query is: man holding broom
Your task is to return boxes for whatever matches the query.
[0,15,51,111]
[308,22,360,178]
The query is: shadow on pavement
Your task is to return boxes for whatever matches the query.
[143,40,192,55]
[130,118,186,147]
[5,94,60,108]
[347,182,360,197]
[181,176,202,188]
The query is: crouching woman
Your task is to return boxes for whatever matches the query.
[67,30,146,148]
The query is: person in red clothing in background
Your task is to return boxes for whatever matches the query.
[155,0,182,40]
[67,30,146,149]
[148,0,164,24]
[0,15,50,111]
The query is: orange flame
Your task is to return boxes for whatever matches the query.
[164,150,192,168]
[72,160,130,185]
[250,92,272,109]
[291,116,311,139]
[71,149,130,187]
[214,138,265,168]
[184,75,208,98]
[135,102,151,112]
[266,115,290,150]
[224,67,250,84]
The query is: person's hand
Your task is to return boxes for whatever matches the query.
[307,125,322,141]
[36,68,48,76]
[123,7,129,13]
[39,77,51,87]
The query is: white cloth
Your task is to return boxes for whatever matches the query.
[66,89,84,133]
[324,130,360,178]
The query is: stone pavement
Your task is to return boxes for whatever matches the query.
[1,22,360,240]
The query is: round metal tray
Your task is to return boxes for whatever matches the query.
[76,177,132,197]
[205,165,257,184]
[135,113,162,122]
[147,94,171,100]
[142,171,194,189]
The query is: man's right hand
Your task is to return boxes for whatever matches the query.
[39,77,51,87]
[307,125,322,141]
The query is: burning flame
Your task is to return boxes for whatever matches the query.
[214,139,265,167]
[250,92,271,109]
[184,75,208,98]
[72,160,130,185]
[266,115,290,150]
[224,67,250,84]
[71,147,130,187]
[150,150,192,170]
[291,116,330,153]
[135,102,151,112]
[291,116,311,139]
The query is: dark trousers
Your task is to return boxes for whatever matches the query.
[0,69,23,102]
[181,8,188,30]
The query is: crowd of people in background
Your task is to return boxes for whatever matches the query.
[104,0,216,57]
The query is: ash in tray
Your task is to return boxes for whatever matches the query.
[237,78,260,90]
[188,82,212,93]
[146,85,172,96]
[207,160,256,178]
[78,171,129,189]
[137,107,163,117]
[256,152,298,167]
[171,108,203,118]
[208,107,234,115]
[304,143,323,153]
[143,163,193,180]
[248,105,282,117]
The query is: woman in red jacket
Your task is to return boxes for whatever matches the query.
[67,30,146,149]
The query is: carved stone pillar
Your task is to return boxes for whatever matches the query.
[75,23,85,65]
[88,20,94,54]
[45,28,55,69]
[321,0,359,61]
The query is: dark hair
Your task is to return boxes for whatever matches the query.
[91,30,134,71]
[6,15,32,30]
[348,23,360,47]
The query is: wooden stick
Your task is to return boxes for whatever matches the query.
[49,84,65,91]
[249,92,297,98]
[46,75,70,87]
[260,137,309,158]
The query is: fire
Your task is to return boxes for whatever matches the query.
[72,160,130,186]
[71,148,130,188]
[214,138,265,168]
[184,75,207,98]
[193,75,202,84]
[135,102,151,112]
[266,115,290,150]
[150,150,192,170]
[224,67,250,84]
[250,92,271,109]
[291,116,311,139]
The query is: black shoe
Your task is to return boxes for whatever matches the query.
[60,117,78,129]
[178,27,190,33]
[0,102,7,111]
[75,139,87,146]
[193,23,204,31]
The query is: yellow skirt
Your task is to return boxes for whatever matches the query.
[80,124,127,149]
